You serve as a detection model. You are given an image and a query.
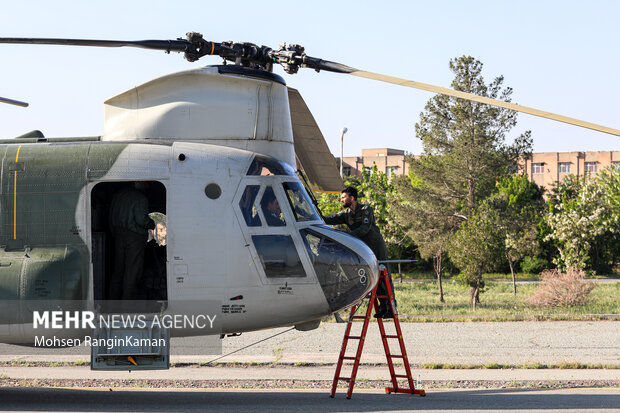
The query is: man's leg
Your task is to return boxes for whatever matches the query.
[374,266,396,318]
[122,234,146,300]
[108,235,126,300]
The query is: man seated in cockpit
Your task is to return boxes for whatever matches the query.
[261,189,286,227]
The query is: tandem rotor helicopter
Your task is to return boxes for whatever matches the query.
[0,32,619,371]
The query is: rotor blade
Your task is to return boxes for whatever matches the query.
[0,96,28,107]
[288,87,343,193]
[0,37,190,52]
[350,70,620,137]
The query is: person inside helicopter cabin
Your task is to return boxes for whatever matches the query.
[260,187,286,227]
[324,186,395,318]
[108,181,156,300]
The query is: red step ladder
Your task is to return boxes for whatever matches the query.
[330,266,426,399]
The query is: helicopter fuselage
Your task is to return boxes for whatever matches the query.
[0,137,377,345]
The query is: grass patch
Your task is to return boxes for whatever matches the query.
[417,362,619,370]
[395,280,620,320]
[330,278,620,322]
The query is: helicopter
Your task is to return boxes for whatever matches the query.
[0,32,618,371]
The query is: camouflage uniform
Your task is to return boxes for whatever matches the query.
[324,204,394,309]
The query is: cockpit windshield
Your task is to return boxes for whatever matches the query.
[246,154,296,176]
[282,181,321,222]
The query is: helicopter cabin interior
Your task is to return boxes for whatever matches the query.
[90,181,167,306]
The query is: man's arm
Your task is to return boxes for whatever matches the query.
[324,212,346,226]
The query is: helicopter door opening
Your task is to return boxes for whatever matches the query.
[90,181,167,305]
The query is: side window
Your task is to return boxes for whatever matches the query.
[251,235,306,277]
[260,186,286,227]
[282,181,320,222]
[239,185,261,227]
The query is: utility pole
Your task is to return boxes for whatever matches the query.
[340,127,348,178]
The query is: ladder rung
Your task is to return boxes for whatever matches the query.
[332,273,419,399]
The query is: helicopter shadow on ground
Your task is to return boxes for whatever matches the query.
[0,387,618,412]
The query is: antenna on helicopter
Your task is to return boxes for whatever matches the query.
[1,32,619,136]
[0,96,28,107]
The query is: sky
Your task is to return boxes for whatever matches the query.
[0,0,619,157]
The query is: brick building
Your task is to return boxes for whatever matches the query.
[338,148,620,188]
[340,148,410,179]
[523,151,620,188]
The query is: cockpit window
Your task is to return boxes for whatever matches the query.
[260,186,286,227]
[300,228,370,311]
[239,185,261,227]
[246,154,296,176]
[252,235,306,277]
[282,182,320,222]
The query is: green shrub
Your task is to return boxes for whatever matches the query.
[520,255,548,274]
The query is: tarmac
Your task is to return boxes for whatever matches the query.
[1,321,618,385]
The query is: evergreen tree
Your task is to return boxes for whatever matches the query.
[397,56,532,306]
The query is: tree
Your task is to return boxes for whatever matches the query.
[449,203,505,309]
[399,55,532,305]
[486,174,544,294]
[545,168,620,273]
[413,56,532,219]
[391,173,459,302]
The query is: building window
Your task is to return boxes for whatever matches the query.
[364,166,372,176]
[386,166,398,178]
[585,162,597,173]
[532,163,544,174]
[612,161,620,170]
[558,163,571,173]
[343,166,351,176]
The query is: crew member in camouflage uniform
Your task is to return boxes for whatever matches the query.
[324,187,395,318]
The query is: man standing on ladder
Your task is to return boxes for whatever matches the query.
[324,186,395,318]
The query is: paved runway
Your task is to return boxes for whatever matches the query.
[2,321,619,366]
[0,387,618,412]
[1,321,618,412]
[1,365,618,382]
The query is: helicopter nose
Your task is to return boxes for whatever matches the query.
[299,227,378,313]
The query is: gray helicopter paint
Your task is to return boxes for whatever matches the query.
[103,66,296,167]
[0,140,342,343]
